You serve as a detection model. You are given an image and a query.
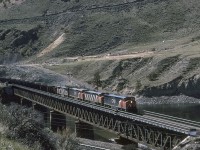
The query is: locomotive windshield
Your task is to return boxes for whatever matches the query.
[125,97,135,101]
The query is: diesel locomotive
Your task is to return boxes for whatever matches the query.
[0,78,137,113]
[57,87,137,112]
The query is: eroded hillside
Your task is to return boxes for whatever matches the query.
[1,0,200,98]
[1,0,200,60]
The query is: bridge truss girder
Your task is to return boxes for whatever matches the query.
[13,86,185,150]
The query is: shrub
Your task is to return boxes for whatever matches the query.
[148,55,180,81]
[0,103,79,150]
[135,80,142,92]
[183,57,200,75]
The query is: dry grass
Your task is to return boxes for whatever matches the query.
[44,34,200,93]
[1,0,200,94]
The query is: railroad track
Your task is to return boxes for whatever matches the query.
[119,110,200,134]
[79,143,110,150]
[11,84,200,135]
[144,110,200,129]
[33,85,200,134]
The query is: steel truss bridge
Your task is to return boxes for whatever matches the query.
[2,84,200,150]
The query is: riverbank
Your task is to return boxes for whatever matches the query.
[136,94,200,105]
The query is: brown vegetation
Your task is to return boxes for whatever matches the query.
[0,102,79,150]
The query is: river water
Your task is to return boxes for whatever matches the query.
[138,103,200,122]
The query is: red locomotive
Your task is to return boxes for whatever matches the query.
[0,78,137,113]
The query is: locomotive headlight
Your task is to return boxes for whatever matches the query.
[131,101,132,103]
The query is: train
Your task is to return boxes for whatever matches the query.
[0,78,138,113]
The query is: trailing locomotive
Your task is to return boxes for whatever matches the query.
[56,86,137,113]
[0,78,137,113]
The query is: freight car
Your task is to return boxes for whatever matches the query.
[84,91,104,104]
[0,78,137,113]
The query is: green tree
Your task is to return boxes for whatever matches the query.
[135,80,142,92]
[93,72,101,90]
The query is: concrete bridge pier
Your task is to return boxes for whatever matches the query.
[32,102,36,109]
[20,98,23,105]
[75,120,94,140]
[19,98,32,107]
[45,110,67,131]
[45,110,54,130]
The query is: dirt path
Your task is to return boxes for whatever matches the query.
[33,29,153,63]
[61,51,154,63]
[82,51,154,61]
[37,33,65,58]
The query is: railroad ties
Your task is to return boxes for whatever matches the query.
[3,84,200,150]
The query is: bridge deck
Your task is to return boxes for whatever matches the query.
[144,111,200,132]
[12,84,200,135]
[2,83,200,150]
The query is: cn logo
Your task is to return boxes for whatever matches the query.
[112,99,116,104]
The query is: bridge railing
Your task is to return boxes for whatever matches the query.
[10,84,187,150]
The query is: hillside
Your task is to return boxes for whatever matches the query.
[1,0,200,98]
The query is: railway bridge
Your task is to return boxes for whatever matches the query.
[1,83,200,150]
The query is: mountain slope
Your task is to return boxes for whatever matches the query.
[1,0,200,61]
[1,0,200,98]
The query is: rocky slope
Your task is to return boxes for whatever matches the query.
[0,0,200,100]
[1,0,200,59]
[0,26,42,64]
[0,65,93,88]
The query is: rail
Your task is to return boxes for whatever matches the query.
[2,83,199,149]
[79,143,110,150]
[13,84,200,134]
[119,111,193,134]
[144,110,200,129]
